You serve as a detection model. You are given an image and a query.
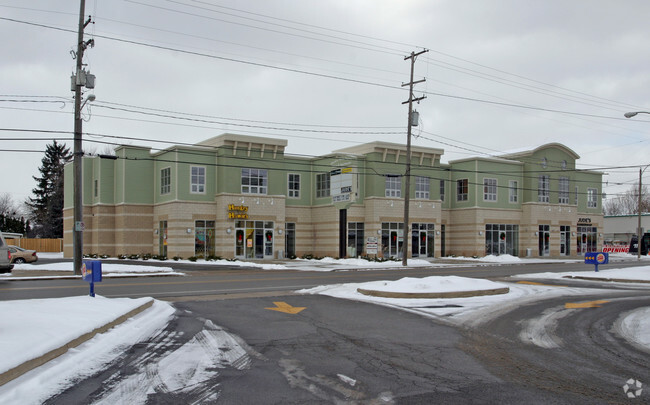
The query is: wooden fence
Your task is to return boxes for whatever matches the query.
[4,238,63,252]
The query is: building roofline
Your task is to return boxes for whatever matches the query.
[334,141,443,157]
[498,143,580,160]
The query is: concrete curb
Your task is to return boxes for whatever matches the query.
[0,299,155,387]
[563,276,650,284]
[356,286,510,299]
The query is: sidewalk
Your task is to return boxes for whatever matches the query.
[0,296,157,387]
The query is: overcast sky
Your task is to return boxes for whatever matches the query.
[1,0,649,208]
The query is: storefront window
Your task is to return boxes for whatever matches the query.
[347,222,364,257]
[381,222,404,259]
[285,223,296,258]
[195,220,215,257]
[485,224,519,256]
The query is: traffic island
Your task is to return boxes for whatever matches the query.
[356,286,510,299]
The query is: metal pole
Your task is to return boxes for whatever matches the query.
[73,0,86,275]
[638,167,642,260]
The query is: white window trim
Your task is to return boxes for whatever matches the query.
[509,180,518,203]
[587,188,598,208]
[385,175,401,198]
[483,178,497,202]
[316,173,330,198]
[288,173,300,199]
[415,176,429,199]
[241,168,268,195]
[457,179,468,202]
[538,175,550,203]
[558,177,569,205]
[160,167,171,195]
[190,165,206,194]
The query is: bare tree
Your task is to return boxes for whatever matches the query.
[604,184,650,216]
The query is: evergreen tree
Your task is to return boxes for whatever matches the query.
[27,141,72,238]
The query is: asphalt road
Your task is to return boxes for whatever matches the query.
[4,260,650,403]
[463,291,650,404]
[47,294,601,404]
[0,260,646,301]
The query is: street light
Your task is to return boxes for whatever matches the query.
[624,111,650,119]
[625,111,650,259]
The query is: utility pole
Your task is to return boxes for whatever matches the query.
[73,0,95,275]
[401,49,428,267]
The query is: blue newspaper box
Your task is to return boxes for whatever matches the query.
[82,260,102,282]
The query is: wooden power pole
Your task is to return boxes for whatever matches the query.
[401,49,428,267]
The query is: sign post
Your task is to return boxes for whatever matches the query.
[82,260,103,297]
[584,252,609,272]
[366,237,378,256]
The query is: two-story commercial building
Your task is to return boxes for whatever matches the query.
[63,133,603,260]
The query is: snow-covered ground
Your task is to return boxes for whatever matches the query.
[0,256,648,403]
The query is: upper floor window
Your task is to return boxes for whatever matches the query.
[385,175,401,198]
[558,177,569,204]
[288,173,300,198]
[241,168,267,194]
[415,176,429,199]
[509,180,518,203]
[316,173,330,198]
[483,178,497,201]
[538,175,549,203]
[191,166,206,194]
[161,167,171,195]
[457,179,468,201]
[587,188,598,208]
[440,180,445,202]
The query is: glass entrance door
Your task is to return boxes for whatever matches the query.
[381,222,404,259]
[235,220,274,259]
[576,226,597,255]
[560,226,570,256]
[412,223,435,258]
[159,221,168,257]
[538,225,550,256]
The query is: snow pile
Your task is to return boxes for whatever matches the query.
[0,296,157,375]
[513,266,650,282]
[355,276,507,293]
[296,257,431,267]
[480,254,522,263]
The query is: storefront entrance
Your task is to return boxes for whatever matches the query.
[560,226,570,256]
[235,220,274,259]
[577,226,597,255]
[159,221,168,257]
[381,222,404,259]
[412,223,435,258]
[538,225,550,256]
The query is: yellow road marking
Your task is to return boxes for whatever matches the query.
[265,301,306,314]
[517,281,567,287]
[565,300,610,309]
